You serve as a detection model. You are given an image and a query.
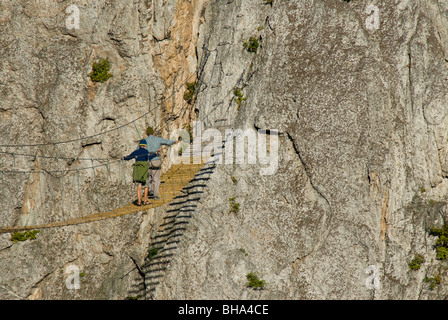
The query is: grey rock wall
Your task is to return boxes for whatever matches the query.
[152,0,448,299]
[0,0,160,227]
[1,0,448,300]
[0,0,200,299]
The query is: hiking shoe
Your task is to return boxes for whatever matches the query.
[154,196,160,200]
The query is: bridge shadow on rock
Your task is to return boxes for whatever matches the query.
[125,162,217,300]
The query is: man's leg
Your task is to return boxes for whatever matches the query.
[147,169,154,196]
[148,160,162,199]
[143,187,148,203]
[153,167,161,198]
[137,183,142,204]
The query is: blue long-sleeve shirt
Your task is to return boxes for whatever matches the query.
[123,147,157,162]
[144,135,176,161]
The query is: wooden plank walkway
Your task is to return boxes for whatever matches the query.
[0,158,208,234]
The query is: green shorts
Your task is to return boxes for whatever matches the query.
[132,161,149,185]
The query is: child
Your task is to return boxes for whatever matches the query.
[122,139,158,206]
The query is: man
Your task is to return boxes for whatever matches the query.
[144,126,179,200]
[122,139,157,206]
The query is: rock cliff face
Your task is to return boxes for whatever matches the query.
[0,0,205,299]
[154,0,448,299]
[1,0,448,300]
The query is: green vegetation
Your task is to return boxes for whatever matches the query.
[183,123,194,142]
[11,230,40,242]
[429,224,448,260]
[233,87,246,111]
[229,197,240,214]
[424,273,441,290]
[264,0,274,5]
[436,247,448,260]
[243,37,260,53]
[427,199,443,206]
[126,295,142,300]
[148,247,159,260]
[183,81,199,104]
[231,176,238,185]
[246,272,266,290]
[408,254,425,270]
[240,248,248,256]
[89,58,112,83]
